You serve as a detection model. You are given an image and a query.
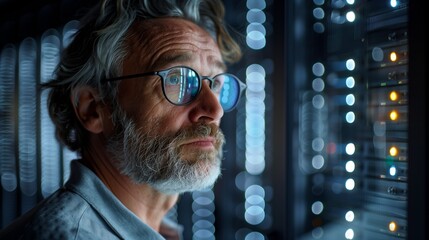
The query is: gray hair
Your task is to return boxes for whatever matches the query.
[44,0,242,152]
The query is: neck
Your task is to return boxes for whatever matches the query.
[81,146,178,232]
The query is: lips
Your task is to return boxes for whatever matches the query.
[180,137,216,148]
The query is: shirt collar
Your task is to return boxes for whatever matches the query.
[65,160,182,240]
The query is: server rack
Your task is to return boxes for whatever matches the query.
[282,0,428,239]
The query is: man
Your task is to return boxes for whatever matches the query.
[0,0,244,239]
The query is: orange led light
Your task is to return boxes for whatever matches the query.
[389,146,399,157]
[389,110,399,121]
[390,52,398,62]
[389,221,397,232]
[389,91,399,101]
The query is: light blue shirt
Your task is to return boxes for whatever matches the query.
[0,160,182,240]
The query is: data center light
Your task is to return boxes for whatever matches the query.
[246,0,266,10]
[389,166,397,176]
[313,8,325,19]
[345,111,355,123]
[346,59,355,71]
[312,227,324,239]
[390,0,398,8]
[389,91,399,101]
[312,95,325,109]
[346,11,356,22]
[312,155,325,170]
[245,185,265,225]
[345,210,355,222]
[345,178,355,190]
[246,6,266,50]
[389,110,399,121]
[390,51,398,62]
[345,76,355,88]
[345,160,355,173]
[312,62,325,77]
[389,146,399,157]
[245,232,265,240]
[389,221,398,232]
[311,201,324,215]
[312,78,325,92]
[345,143,356,155]
[0,45,17,192]
[345,94,355,106]
[313,22,325,33]
[345,229,355,239]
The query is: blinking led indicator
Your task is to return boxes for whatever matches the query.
[389,110,399,121]
[389,146,399,157]
[389,91,399,101]
[389,221,397,232]
[390,52,398,62]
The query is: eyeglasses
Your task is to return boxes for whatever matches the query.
[102,66,246,112]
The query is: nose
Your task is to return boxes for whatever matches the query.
[189,81,224,123]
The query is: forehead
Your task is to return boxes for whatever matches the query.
[124,18,225,72]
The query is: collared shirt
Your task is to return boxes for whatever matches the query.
[0,160,183,240]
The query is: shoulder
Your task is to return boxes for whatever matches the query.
[0,188,91,240]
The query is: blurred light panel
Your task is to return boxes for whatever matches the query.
[40,30,61,197]
[18,38,38,198]
[0,45,17,193]
[241,2,270,238]
[61,21,80,179]
[192,189,215,240]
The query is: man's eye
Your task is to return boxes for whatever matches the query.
[166,75,182,85]
[212,79,223,92]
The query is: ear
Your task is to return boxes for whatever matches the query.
[71,87,108,134]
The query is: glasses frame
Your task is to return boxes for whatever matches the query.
[101,65,246,112]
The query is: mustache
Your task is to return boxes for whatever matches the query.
[171,123,225,147]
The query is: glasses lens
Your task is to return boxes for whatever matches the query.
[216,74,241,111]
[163,67,199,105]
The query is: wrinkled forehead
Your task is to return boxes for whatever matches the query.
[124,17,224,71]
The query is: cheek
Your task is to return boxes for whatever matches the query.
[128,100,188,137]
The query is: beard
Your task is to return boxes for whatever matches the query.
[106,107,225,195]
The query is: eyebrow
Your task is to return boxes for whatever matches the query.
[156,52,227,72]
